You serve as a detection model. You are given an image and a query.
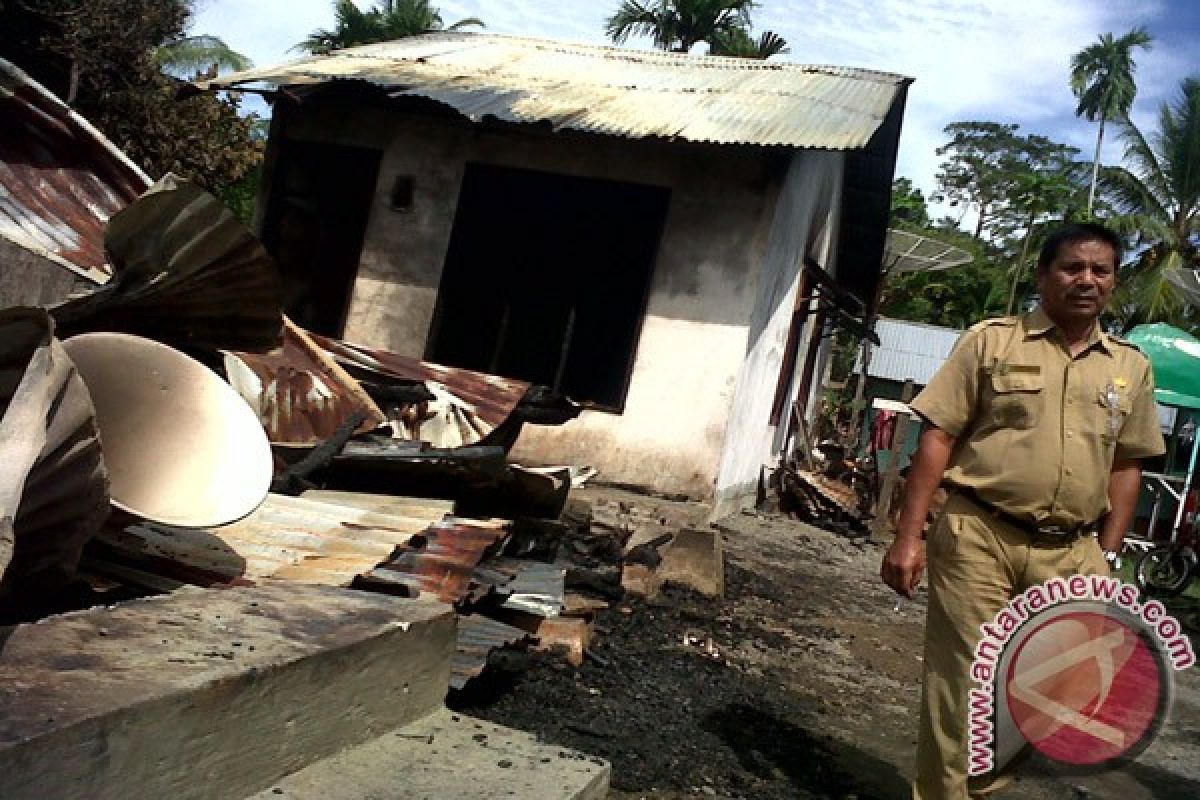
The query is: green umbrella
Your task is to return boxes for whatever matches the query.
[1126,323,1200,410]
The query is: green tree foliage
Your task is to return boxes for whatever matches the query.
[708,27,788,59]
[934,122,1029,240]
[1100,76,1200,333]
[297,0,483,54]
[605,0,787,59]
[1070,27,1153,215]
[0,0,261,193]
[889,177,931,229]
[155,34,253,78]
[928,123,1090,319]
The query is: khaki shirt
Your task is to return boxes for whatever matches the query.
[910,307,1166,528]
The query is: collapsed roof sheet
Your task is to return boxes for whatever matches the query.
[312,333,531,431]
[0,58,149,283]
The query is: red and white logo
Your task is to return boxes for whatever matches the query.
[968,577,1193,777]
[999,605,1168,768]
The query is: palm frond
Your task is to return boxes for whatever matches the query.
[605,0,671,47]
[445,17,485,31]
[1116,116,1176,213]
[1156,77,1200,232]
[294,0,481,53]
[156,35,252,75]
[1098,164,1171,221]
[1070,28,1153,122]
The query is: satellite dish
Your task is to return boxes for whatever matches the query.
[883,229,972,275]
[62,333,273,528]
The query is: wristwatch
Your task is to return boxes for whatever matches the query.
[1103,550,1122,571]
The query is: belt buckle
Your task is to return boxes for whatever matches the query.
[1034,524,1075,543]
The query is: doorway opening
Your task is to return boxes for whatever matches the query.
[260,140,381,337]
[428,163,671,411]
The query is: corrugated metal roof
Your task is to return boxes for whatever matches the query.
[861,317,963,386]
[201,32,911,149]
[0,58,150,284]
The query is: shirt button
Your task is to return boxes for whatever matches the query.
[1066,431,1074,439]
[1066,468,1074,476]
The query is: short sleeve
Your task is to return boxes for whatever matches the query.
[1115,359,1167,461]
[908,328,983,437]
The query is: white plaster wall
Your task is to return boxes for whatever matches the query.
[711,150,844,515]
[277,106,788,497]
[511,315,748,496]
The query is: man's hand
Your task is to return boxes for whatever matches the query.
[879,424,956,598]
[882,533,926,598]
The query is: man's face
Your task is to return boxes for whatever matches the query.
[1037,237,1118,326]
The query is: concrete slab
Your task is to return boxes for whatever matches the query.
[657,526,725,597]
[0,583,455,800]
[250,707,610,800]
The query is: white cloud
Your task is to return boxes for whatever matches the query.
[191,0,1185,218]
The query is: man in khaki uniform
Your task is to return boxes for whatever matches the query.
[881,222,1166,800]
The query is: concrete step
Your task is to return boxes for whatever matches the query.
[247,707,610,800]
[0,583,455,800]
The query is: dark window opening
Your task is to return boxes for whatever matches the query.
[428,163,670,411]
[260,140,381,337]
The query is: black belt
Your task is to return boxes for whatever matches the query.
[953,487,1098,544]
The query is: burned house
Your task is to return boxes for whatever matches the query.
[203,33,911,513]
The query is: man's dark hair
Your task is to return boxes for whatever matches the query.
[1037,222,1123,272]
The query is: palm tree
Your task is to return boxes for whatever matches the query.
[1070,27,1153,216]
[708,27,788,59]
[155,35,252,79]
[297,0,483,55]
[604,0,756,54]
[1101,77,1200,331]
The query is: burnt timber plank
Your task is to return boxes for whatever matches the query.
[0,584,455,800]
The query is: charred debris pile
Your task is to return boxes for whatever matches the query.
[0,175,724,698]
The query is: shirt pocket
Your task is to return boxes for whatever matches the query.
[986,369,1044,431]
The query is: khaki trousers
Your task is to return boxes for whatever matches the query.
[912,493,1110,800]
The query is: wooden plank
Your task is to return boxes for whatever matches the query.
[0,585,453,800]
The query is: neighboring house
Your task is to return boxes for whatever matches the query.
[0,59,150,307]
[203,32,912,512]
[855,316,962,466]
[859,316,962,400]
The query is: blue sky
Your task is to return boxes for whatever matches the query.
[192,0,1200,219]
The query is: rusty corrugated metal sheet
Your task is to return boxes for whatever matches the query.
[0,307,108,599]
[225,318,386,445]
[451,614,534,691]
[201,32,911,150]
[51,175,285,353]
[312,333,529,430]
[85,492,442,590]
[0,58,150,284]
[356,519,510,605]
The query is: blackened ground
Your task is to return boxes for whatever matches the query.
[450,488,1200,800]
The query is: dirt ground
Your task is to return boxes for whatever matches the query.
[451,487,1200,799]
